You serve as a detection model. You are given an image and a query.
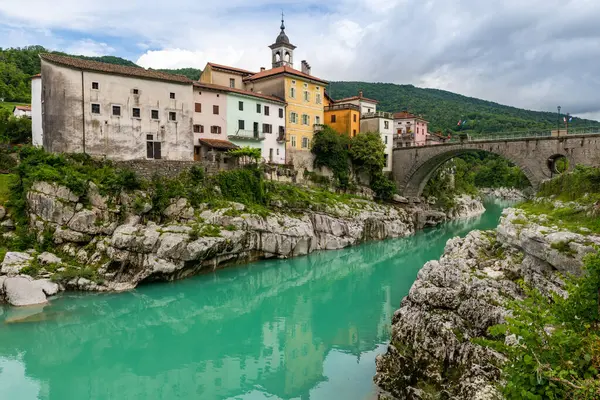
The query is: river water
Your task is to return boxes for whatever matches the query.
[0,200,510,400]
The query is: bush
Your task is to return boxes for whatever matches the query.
[215,167,265,205]
[480,251,600,399]
[311,126,351,188]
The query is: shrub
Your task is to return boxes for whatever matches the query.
[215,167,265,205]
[311,126,351,188]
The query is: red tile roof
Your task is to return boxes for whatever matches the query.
[394,112,428,122]
[206,62,256,76]
[335,94,379,104]
[31,74,41,79]
[40,53,192,84]
[14,106,32,111]
[198,138,239,150]
[244,65,328,84]
[193,82,285,104]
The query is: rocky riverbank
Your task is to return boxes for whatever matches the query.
[480,187,527,201]
[0,181,485,307]
[373,206,600,399]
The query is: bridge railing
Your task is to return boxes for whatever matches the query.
[394,126,600,147]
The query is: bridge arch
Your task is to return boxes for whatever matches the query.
[390,135,600,200]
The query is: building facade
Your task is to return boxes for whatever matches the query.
[191,83,229,161]
[324,103,361,137]
[199,63,255,89]
[31,74,43,146]
[38,53,194,161]
[394,112,430,146]
[13,105,32,118]
[360,112,394,172]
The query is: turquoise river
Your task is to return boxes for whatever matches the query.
[0,200,510,400]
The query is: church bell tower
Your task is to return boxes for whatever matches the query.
[269,13,296,68]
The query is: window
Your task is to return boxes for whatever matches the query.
[303,91,309,102]
[91,104,100,114]
[301,114,310,125]
[151,110,159,120]
[169,112,176,121]
[290,112,298,124]
[262,124,272,134]
[264,106,270,116]
[238,120,245,130]
[279,108,284,118]
[195,103,202,113]
[133,88,139,95]
[316,86,320,91]
[291,80,296,85]
[279,126,285,135]
[290,87,296,98]
[256,104,261,113]
[229,78,235,88]
[316,93,322,104]
[331,114,337,123]
[132,107,141,118]
[112,105,121,116]
[239,101,244,111]
[384,135,388,144]
[303,83,308,88]
[92,82,99,90]
[170,92,175,99]
[384,121,389,129]
[213,105,219,115]
[384,154,389,167]
[301,137,310,149]
[417,127,420,134]
[353,114,357,122]
[353,129,357,137]
[211,126,222,134]
[276,148,280,155]
[193,125,204,133]
[315,116,320,125]
[147,139,162,159]
[291,135,297,148]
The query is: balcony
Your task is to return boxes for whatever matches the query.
[276,131,286,143]
[228,130,265,141]
[361,111,394,120]
[314,124,325,133]
[325,103,360,112]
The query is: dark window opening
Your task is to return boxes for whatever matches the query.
[279,108,284,118]
[112,105,121,116]
[170,92,175,99]
[91,104,100,114]
[264,106,270,116]
[238,120,245,130]
[211,126,222,134]
[213,105,219,115]
[169,112,176,121]
[92,82,99,90]
[132,108,141,118]
[239,101,244,111]
[151,110,159,119]
[331,115,336,123]
[256,104,261,113]
[133,88,139,95]
[147,141,162,159]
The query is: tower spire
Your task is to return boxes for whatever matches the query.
[281,11,285,31]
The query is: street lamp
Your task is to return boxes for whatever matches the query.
[557,106,561,135]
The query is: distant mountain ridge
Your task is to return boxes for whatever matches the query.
[1,46,597,133]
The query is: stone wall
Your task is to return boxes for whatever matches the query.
[114,160,199,180]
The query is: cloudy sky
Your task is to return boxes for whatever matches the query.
[1,0,599,119]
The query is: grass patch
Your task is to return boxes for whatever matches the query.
[0,173,13,204]
[520,201,600,234]
[550,240,577,257]
[0,102,28,113]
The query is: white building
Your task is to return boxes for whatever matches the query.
[31,74,43,146]
[13,105,32,118]
[360,112,394,172]
[35,53,194,161]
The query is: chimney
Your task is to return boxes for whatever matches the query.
[301,60,311,75]
[260,67,266,72]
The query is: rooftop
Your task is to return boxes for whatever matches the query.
[206,62,256,76]
[193,82,285,104]
[197,138,239,151]
[334,91,379,104]
[14,105,32,111]
[40,53,192,84]
[394,111,428,122]
[244,65,328,84]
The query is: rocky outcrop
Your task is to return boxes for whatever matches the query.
[374,207,600,399]
[446,194,486,220]
[480,187,526,201]
[2,276,48,306]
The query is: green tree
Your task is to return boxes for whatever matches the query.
[350,132,396,199]
[311,125,351,188]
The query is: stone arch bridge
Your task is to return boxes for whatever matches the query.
[392,134,600,201]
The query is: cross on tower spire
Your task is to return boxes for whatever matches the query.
[281,11,285,30]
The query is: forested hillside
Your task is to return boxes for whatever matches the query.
[328,81,600,133]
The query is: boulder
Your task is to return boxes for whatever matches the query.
[32,279,60,296]
[0,205,6,220]
[0,252,33,275]
[392,194,409,204]
[38,252,62,265]
[3,277,47,306]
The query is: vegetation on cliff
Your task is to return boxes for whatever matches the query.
[480,167,600,398]
[311,127,396,199]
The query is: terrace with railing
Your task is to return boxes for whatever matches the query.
[325,104,360,112]
[361,111,394,120]
[228,130,265,141]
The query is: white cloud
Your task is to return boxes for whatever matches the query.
[65,39,115,57]
[1,0,600,118]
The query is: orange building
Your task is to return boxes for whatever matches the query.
[324,103,361,137]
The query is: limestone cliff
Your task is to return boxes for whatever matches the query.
[374,207,600,399]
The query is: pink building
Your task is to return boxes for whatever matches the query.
[393,112,430,146]
[192,83,229,161]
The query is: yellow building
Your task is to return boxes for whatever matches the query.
[243,17,327,160]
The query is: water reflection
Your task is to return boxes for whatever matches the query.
[0,201,508,400]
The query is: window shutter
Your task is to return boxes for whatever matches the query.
[146,142,154,159]
[195,103,202,112]
[154,142,162,159]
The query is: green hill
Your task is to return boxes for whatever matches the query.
[328,82,600,133]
